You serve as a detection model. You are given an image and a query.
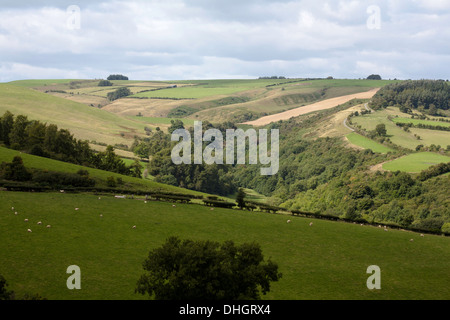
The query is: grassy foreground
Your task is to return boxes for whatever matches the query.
[0,191,449,300]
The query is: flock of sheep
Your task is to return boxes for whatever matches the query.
[10,196,424,242]
[286,218,424,241]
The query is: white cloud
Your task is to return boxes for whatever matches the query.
[0,0,449,81]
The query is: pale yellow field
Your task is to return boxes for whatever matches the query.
[243,88,380,126]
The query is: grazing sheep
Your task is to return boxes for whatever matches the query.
[27,229,32,233]
[172,205,176,207]
[100,214,103,218]
[37,221,42,225]
[287,220,291,223]
[60,190,65,193]
[132,225,136,229]
[309,222,313,226]
[210,208,214,211]
[420,234,424,237]
[75,208,79,211]
[14,212,18,215]
[98,197,101,200]
[46,225,51,228]
[24,219,29,222]
[144,201,147,204]
[11,207,14,211]
[410,239,414,242]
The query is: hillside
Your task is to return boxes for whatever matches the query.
[1,191,449,300]
[0,83,149,148]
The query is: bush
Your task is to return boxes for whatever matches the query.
[98,80,113,87]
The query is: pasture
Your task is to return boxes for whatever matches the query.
[0,191,449,300]
[351,107,450,150]
[346,132,395,154]
[382,152,450,173]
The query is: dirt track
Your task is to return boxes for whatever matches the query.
[243,88,380,126]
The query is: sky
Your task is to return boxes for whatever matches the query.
[0,0,449,82]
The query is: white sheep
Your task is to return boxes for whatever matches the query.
[410,239,414,242]
[75,208,79,211]
[27,229,32,233]
[24,219,29,222]
[287,220,291,223]
[37,221,42,225]
[46,225,51,228]
[100,214,103,218]
[309,222,313,226]
[420,234,424,237]
[14,212,18,215]
[172,204,176,207]
[132,225,136,229]
[11,207,14,211]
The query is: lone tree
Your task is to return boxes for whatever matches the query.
[135,237,282,300]
[236,187,246,209]
[375,123,387,136]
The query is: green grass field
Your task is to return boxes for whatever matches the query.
[346,132,395,154]
[0,191,448,300]
[382,152,450,172]
[352,108,450,150]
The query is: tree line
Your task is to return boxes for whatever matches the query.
[0,111,142,177]
[369,80,450,115]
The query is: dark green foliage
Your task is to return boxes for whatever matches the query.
[107,74,129,81]
[168,119,185,134]
[417,162,450,181]
[375,123,387,136]
[0,156,32,181]
[367,74,382,80]
[236,188,246,209]
[107,87,131,101]
[135,237,282,300]
[370,80,450,114]
[0,111,138,178]
[32,170,96,188]
[98,80,113,86]
[0,275,14,300]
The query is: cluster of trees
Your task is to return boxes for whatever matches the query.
[0,156,96,188]
[0,111,142,177]
[367,74,382,80]
[132,121,237,195]
[107,74,129,80]
[283,167,449,232]
[107,87,132,101]
[258,76,286,79]
[370,80,450,115]
[98,80,113,87]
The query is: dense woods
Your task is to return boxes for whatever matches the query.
[370,80,450,115]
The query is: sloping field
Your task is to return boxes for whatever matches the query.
[0,146,201,195]
[1,191,449,300]
[382,152,450,173]
[0,84,148,146]
[243,88,380,126]
[346,132,395,154]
